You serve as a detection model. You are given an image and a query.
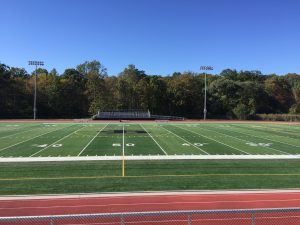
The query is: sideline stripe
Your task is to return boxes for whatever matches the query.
[2,173,300,181]
[140,124,168,155]
[77,123,109,156]
[0,125,72,153]
[30,126,87,157]
[160,126,209,155]
[175,125,250,155]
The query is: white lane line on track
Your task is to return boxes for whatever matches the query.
[30,126,87,157]
[175,124,250,155]
[160,125,209,155]
[0,125,72,153]
[3,198,300,210]
[77,123,109,156]
[140,124,168,155]
[2,190,300,201]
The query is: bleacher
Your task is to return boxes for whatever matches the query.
[95,110,151,120]
[94,110,184,120]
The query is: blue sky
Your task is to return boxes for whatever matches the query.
[1,0,299,75]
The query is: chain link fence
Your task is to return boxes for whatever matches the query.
[1,208,300,225]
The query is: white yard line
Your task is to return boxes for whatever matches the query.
[30,126,87,157]
[1,155,300,162]
[140,124,168,155]
[175,125,250,155]
[0,125,71,153]
[160,126,209,155]
[233,124,300,147]
[77,123,109,156]
[198,126,289,155]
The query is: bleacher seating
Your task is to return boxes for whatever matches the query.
[95,110,151,120]
[94,110,184,120]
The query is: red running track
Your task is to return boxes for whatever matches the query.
[1,191,300,224]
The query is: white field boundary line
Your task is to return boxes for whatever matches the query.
[77,123,109,156]
[0,125,73,153]
[30,126,87,157]
[140,124,168,155]
[197,126,289,155]
[1,155,300,162]
[2,190,300,201]
[174,125,250,155]
[227,125,300,149]
[160,126,209,155]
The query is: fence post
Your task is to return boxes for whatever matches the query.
[187,214,192,225]
[251,211,256,225]
[121,215,125,225]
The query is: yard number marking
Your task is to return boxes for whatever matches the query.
[112,143,135,147]
[33,144,63,148]
[182,143,208,147]
[246,142,272,147]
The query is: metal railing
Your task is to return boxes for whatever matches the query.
[1,207,300,224]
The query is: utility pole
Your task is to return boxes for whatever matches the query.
[200,66,213,120]
[28,61,44,120]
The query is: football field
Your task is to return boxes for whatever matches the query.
[0,121,300,195]
[0,121,299,157]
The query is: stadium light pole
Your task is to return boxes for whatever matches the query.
[200,66,213,120]
[28,61,44,120]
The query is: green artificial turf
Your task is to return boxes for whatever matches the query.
[1,160,300,195]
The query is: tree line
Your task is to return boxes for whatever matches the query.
[0,60,299,119]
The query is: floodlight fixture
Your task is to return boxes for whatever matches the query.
[28,60,45,120]
[200,66,213,120]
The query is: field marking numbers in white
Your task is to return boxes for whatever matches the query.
[32,144,62,148]
[52,144,62,148]
[182,143,208,147]
[246,142,272,147]
[126,143,135,147]
[33,144,48,148]
[112,143,135,147]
